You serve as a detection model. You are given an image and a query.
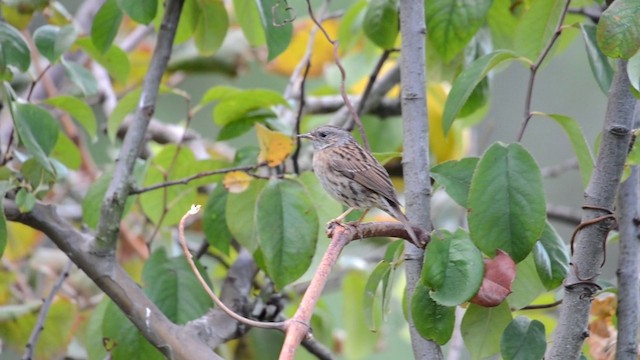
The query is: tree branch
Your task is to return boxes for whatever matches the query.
[95,0,184,251]
[549,60,636,359]
[4,201,221,359]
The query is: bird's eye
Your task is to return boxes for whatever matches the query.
[318,131,327,138]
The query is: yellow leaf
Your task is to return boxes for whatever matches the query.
[268,19,339,77]
[428,83,470,164]
[5,222,43,261]
[256,123,293,167]
[223,171,252,193]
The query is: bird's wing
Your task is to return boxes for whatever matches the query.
[328,143,400,204]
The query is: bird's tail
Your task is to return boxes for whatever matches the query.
[384,201,423,248]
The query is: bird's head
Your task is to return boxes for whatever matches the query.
[298,125,352,150]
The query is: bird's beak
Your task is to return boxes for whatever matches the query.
[297,133,313,140]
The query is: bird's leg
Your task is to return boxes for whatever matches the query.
[329,207,355,225]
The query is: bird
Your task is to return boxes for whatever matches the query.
[298,125,422,248]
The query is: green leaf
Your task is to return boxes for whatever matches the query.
[461,302,512,360]
[257,0,293,61]
[506,253,546,309]
[116,0,158,24]
[193,0,228,55]
[363,0,398,50]
[226,178,267,251]
[343,271,379,359]
[142,248,213,324]
[486,0,518,50]
[411,281,455,345]
[514,0,564,61]
[533,222,569,290]
[596,0,640,59]
[217,115,270,141]
[381,241,404,318]
[102,300,163,360]
[426,0,493,62]
[431,157,478,207]
[76,37,131,84]
[232,0,266,46]
[423,229,484,306]
[86,298,109,360]
[213,89,288,126]
[139,145,198,226]
[107,88,142,142]
[298,171,343,240]
[61,58,98,97]
[42,95,97,140]
[82,169,139,229]
[91,0,123,53]
[11,102,60,173]
[468,143,546,263]
[0,22,30,72]
[51,133,81,170]
[500,316,547,360]
[581,24,613,94]
[363,260,391,331]
[33,24,78,63]
[203,184,232,254]
[200,85,241,105]
[21,159,55,189]
[16,188,35,213]
[0,181,8,257]
[338,0,367,52]
[539,113,594,188]
[443,51,519,134]
[256,179,318,288]
[628,50,640,92]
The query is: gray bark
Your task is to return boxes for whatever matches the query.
[399,0,444,358]
[550,60,636,359]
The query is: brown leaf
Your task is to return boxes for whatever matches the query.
[470,249,516,307]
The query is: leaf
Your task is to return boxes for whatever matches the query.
[411,281,456,345]
[363,260,391,331]
[257,0,293,60]
[193,0,228,55]
[363,0,398,50]
[116,0,157,24]
[222,170,252,193]
[226,178,267,251]
[82,169,139,229]
[596,0,640,59]
[343,271,379,359]
[500,317,547,360]
[506,254,546,310]
[581,24,613,94]
[461,302,513,360]
[628,46,640,92]
[468,143,546,263]
[42,95,97,140]
[11,102,60,173]
[256,179,318,288]
[533,222,569,290]
[539,113,594,188]
[256,123,293,167]
[470,250,516,307]
[107,88,141,142]
[51,133,81,170]
[423,229,484,306]
[76,37,131,84]
[0,22,30,73]
[443,51,519,134]
[61,58,98,97]
[213,89,288,126]
[203,184,232,254]
[426,0,493,62]
[33,24,78,63]
[298,171,343,240]
[200,85,241,105]
[217,115,270,141]
[92,0,123,53]
[232,0,266,46]
[102,300,164,360]
[139,145,198,226]
[431,157,478,207]
[486,0,518,50]
[142,248,213,324]
[338,0,367,52]
[514,0,564,61]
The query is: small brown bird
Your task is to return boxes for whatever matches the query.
[298,125,421,247]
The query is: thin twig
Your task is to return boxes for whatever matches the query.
[518,299,563,311]
[516,0,572,142]
[292,61,312,174]
[178,205,284,330]
[305,0,370,150]
[355,50,392,118]
[130,164,261,194]
[22,260,72,360]
[26,64,52,102]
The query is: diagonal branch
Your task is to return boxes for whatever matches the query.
[95,0,184,252]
